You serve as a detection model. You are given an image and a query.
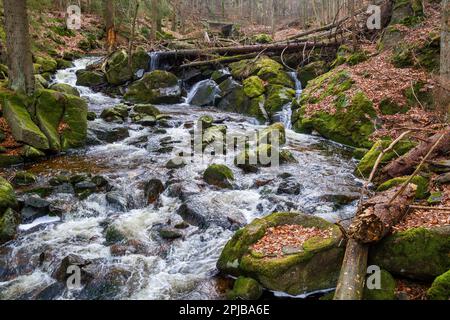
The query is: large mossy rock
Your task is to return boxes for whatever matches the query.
[258,122,286,146]
[363,269,396,300]
[377,175,429,199]
[188,80,220,106]
[243,76,265,98]
[104,50,133,85]
[427,269,450,300]
[217,84,251,114]
[35,56,58,74]
[104,49,151,86]
[76,70,107,87]
[356,139,416,178]
[49,83,80,97]
[227,276,263,300]
[217,212,345,295]
[124,70,181,104]
[264,85,296,117]
[2,94,50,150]
[390,0,424,25]
[370,226,450,281]
[34,89,88,151]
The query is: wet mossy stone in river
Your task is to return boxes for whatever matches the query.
[258,122,286,146]
[369,226,450,281]
[0,154,23,168]
[132,104,160,117]
[49,83,80,97]
[124,70,181,104]
[356,139,416,178]
[0,176,17,213]
[2,94,50,150]
[427,269,450,300]
[12,171,37,186]
[104,50,133,85]
[377,175,429,199]
[198,115,214,130]
[100,104,129,123]
[217,85,251,115]
[227,276,263,300]
[60,94,88,150]
[0,208,20,244]
[229,56,283,80]
[263,85,295,116]
[105,225,126,245]
[363,269,396,300]
[217,212,345,295]
[76,70,107,87]
[203,164,235,189]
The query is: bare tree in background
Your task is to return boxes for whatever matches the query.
[104,0,116,52]
[3,0,35,95]
[441,0,449,85]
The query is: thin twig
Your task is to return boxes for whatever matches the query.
[410,80,425,109]
[409,205,450,211]
[388,133,446,205]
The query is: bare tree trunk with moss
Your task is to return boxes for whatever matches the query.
[128,1,140,70]
[3,0,35,95]
[349,0,358,51]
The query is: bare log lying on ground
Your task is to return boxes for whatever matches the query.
[379,131,450,181]
[334,239,369,300]
[348,184,417,244]
[179,52,267,68]
[157,41,341,61]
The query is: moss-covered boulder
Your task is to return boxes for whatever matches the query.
[377,175,429,199]
[203,164,235,189]
[258,122,286,146]
[217,85,251,114]
[0,207,20,244]
[227,277,263,300]
[252,34,273,44]
[391,35,440,73]
[390,0,424,26]
[49,83,80,97]
[124,70,181,104]
[2,94,50,150]
[60,94,88,150]
[0,176,17,212]
[294,91,376,148]
[370,226,450,280]
[243,76,265,98]
[297,61,328,86]
[264,85,296,116]
[100,104,129,123]
[35,74,49,90]
[356,139,416,178]
[230,56,282,80]
[12,171,37,186]
[427,269,450,300]
[35,56,58,74]
[234,144,296,173]
[34,89,88,151]
[104,50,133,85]
[217,212,345,295]
[132,104,160,117]
[76,70,107,87]
[363,269,396,300]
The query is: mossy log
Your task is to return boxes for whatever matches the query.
[348,184,417,244]
[379,131,450,181]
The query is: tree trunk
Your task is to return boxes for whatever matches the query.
[334,239,368,300]
[379,131,450,181]
[440,0,450,118]
[3,0,35,95]
[104,0,116,53]
[151,0,158,42]
[348,184,417,243]
[128,2,140,70]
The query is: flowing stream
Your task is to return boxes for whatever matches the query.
[0,58,362,300]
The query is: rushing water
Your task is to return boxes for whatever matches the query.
[0,58,362,300]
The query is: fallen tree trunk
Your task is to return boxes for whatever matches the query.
[379,131,450,181]
[347,184,417,244]
[156,41,341,60]
[179,52,268,68]
[334,239,368,300]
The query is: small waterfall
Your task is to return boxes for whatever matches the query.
[276,72,303,130]
[149,52,161,71]
[185,79,221,106]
